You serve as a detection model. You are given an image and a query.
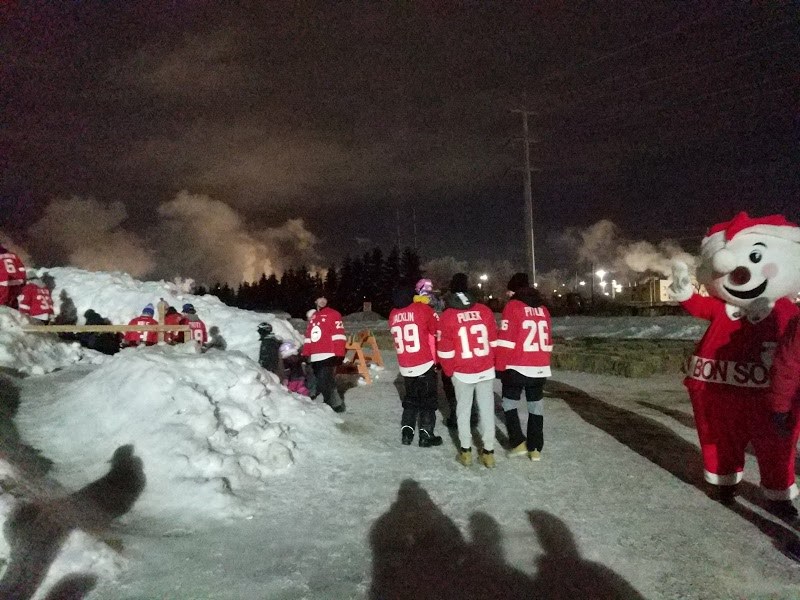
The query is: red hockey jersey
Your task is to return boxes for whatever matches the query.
[124,315,158,346]
[436,301,497,382]
[766,315,800,414]
[389,302,437,376]
[681,294,799,392]
[302,306,346,361]
[187,318,208,344]
[495,298,552,376]
[165,312,187,343]
[16,283,54,321]
[0,252,26,286]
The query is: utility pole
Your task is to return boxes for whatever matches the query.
[511,109,537,285]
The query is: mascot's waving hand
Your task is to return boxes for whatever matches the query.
[670,212,800,518]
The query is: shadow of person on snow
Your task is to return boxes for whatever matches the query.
[0,445,146,600]
[548,381,800,550]
[368,479,646,600]
[0,374,53,479]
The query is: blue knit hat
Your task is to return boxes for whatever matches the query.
[142,303,155,316]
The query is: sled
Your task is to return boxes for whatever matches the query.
[338,329,384,385]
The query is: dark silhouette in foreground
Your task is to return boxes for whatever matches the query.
[0,444,146,600]
[368,479,646,599]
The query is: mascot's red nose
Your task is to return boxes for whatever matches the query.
[730,266,751,286]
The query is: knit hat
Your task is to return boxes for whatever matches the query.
[449,273,469,293]
[507,272,529,293]
[701,212,800,258]
[257,321,273,335]
[182,303,196,314]
[416,278,433,295]
[142,304,155,316]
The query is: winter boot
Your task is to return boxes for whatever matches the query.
[526,414,544,454]
[767,500,799,521]
[527,450,541,461]
[504,410,526,457]
[479,449,496,469]
[457,447,473,466]
[715,484,738,505]
[401,426,414,446]
[418,409,443,448]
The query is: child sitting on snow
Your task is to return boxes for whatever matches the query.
[280,341,311,396]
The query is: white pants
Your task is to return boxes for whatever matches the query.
[452,377,495,451]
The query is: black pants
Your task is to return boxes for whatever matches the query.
[501,370,546,451]
[402,367,438,432]
[311,357,342,409]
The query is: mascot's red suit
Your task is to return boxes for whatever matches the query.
[670,212,800,516]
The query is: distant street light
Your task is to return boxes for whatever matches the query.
[479,274,488,281]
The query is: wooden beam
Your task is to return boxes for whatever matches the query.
[21,325,191,334]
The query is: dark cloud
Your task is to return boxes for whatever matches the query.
[3,2,798,274]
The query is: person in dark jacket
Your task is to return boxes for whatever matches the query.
[258,322,284,379]
[80,309,120,355]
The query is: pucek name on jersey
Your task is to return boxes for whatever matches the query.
[524,306,546,317]
[392,312,415,323]
[456,311,482,323]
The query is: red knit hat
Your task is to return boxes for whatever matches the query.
[701,212,800,257]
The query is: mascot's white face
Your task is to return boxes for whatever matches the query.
[699,232,800,308]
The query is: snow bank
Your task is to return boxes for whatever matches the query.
[551,315,706,340]
[18,345,344,523]
[0,307,86,375]
[41,267,302,361]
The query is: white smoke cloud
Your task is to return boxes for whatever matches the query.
[0,231,32,265]
[23,193,320,285]
[560,219,696,278]
[26,197,155,277]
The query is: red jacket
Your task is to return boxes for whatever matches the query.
[680,294,798,393]
[124,315,158,346]
[766,315,800,414]
[302,306,346,361]
[495,294,553,376]
[436,299,497,381]
[389,302,437,376]
[186,318,208,344]
[0,251,26,306]
[165,312,187,343]
[16,283,54,321]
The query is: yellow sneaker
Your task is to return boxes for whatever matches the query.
[457,448,473,466]
[480,450,496,469]
[508,442,527,457]
[528,450,541,461]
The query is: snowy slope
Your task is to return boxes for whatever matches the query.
[0,307,86,375]
[42,267,303,361]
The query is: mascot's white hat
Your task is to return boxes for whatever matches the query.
[701,212,800,260]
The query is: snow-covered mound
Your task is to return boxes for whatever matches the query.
[41,267,302,361]
[17,345,343,523]
[0,307,86,375]
[551,315,706,340]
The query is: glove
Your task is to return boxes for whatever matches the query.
[771,412,793,438]
[745,296,773,324]
[668,260,693,302]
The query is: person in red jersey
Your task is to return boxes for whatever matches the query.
[163,306,187,344]
[302,296,346,413]
[437,279,498,468]
[123,304,159,347]
[495,273,553,461]
[181,303,208,345]
[16,276,54,323]
[0,244,26,308]
[670,212,800,517]
[389,281,442,448]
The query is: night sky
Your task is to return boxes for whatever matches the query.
[2,2,798,280]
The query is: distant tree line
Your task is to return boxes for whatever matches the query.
[196,247,423,318]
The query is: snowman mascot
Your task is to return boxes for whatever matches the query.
[670,212,800,516]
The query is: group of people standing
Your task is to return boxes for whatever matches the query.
[0,244,54,323]
[390,271,553,468]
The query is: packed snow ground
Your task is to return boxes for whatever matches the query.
[0,268,798,599]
